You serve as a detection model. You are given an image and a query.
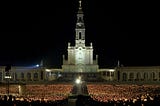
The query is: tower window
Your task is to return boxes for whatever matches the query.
[79,32,81,39]
[79,17,82,22]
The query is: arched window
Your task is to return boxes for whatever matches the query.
[152,72,156,80]
[34,73,38,79]
[0,72,2,81]
[122,73,127,81]
[21,72,24,79]
[129,73,134,81]
[40,71,43,80]
[27,73,31,80]
[117,71,120,81]
[103,71,106,76]
[111,72,114,77]
[144,73,148,80]
[107,72,110,76]
[136,72,141,80]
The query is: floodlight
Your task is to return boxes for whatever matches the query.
[109,69,115,72]
[36,64,39,67]
[45,69,51,72]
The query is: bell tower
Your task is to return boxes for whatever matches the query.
[62,0,99,72]
[75,0,85,47]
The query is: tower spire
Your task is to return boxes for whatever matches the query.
[79,0,82,9]
[78,0,83,14]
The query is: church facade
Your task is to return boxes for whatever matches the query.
[0,0,160,84]
[62,2,98,73]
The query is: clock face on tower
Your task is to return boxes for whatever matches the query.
[77,23,82,27]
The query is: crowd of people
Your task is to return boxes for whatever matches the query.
[25,84,73,101]
[0,85,19,95]
[0,84,72,106]
[0,84,160,106]
[87,84,160,106]
[0,95,68,106]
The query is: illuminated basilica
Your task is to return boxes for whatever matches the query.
[0,0,160,85]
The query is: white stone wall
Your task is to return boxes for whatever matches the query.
[116,66,160,83]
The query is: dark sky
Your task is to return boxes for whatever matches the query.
[0,0,159,68]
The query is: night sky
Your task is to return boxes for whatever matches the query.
[0,0,159,68]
